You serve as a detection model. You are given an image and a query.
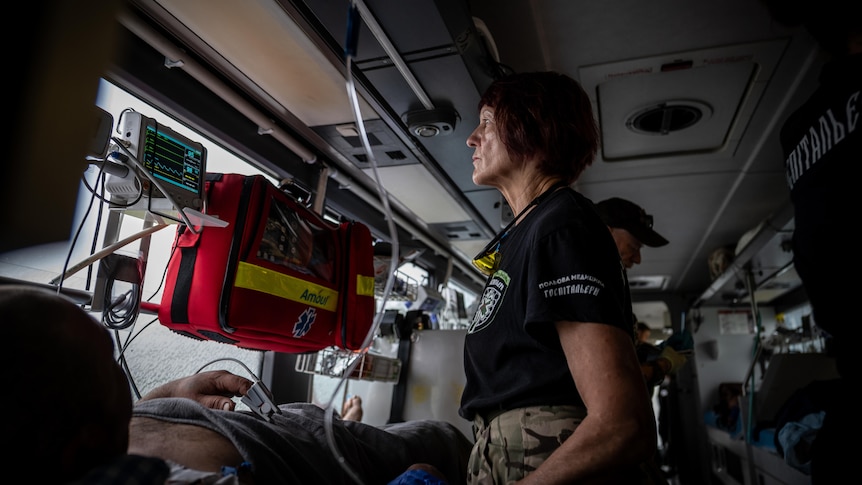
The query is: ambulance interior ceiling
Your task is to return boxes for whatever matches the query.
[111,0,820,310]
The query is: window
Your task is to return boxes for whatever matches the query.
[0,80,269,399]
[94,80,271,397]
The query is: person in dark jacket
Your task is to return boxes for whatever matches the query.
[762,1,861,482]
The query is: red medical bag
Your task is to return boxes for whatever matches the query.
[158,173,376,353]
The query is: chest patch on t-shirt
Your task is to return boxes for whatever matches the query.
[468,270,510,334]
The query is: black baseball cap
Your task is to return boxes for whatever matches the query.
[595,197,669,247]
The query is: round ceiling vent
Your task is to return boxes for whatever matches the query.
[626,100,712,135]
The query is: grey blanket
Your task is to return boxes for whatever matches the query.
[132,398,472,484]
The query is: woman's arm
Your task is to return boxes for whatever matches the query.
[518,321,657,484]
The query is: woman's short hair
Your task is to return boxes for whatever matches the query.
[478,71,599,184]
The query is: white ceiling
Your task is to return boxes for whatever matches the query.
[124,0,821,321]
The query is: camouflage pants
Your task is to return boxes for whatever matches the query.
[467,405,587,485]
[467,406,667,485]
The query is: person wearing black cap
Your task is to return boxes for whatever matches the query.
[596,197,679,480]
[594,197,669,269]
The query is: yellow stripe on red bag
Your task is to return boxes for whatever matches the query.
[357,274,375,297]
[234,261,338,311]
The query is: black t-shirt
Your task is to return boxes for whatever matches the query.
[459,187,632,421]
[781,54,860,226]
[779,54,861,338]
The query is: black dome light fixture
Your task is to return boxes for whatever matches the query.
[404,107,459,138]
[626,100,712,136]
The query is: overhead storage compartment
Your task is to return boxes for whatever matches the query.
[692,202,803,310]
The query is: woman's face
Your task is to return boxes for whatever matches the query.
[466,106,515,187]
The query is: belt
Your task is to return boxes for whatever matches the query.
[477,406,507,425]
[476,404,589,427]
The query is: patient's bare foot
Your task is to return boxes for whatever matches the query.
[341,395,363,422]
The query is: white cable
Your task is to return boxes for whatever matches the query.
[321,26,403,485]
[195,357,262,381]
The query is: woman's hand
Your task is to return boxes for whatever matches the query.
[138,370,254,411]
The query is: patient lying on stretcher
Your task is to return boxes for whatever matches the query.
[1,285,470,484]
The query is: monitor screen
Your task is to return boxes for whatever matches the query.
[141,122,205,197]
[119,112,207,212]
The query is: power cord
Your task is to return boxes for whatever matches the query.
[196,357,263,381]
[115,316,159,401]
[99,253,144,330]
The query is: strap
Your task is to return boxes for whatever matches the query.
[170,246,197,323]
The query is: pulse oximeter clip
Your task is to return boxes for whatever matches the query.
[241,381,281,422]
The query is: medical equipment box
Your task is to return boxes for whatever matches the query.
[158,173,375,353]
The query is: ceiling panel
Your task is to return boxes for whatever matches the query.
[361,164,471,224]
[155,0,375,127]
